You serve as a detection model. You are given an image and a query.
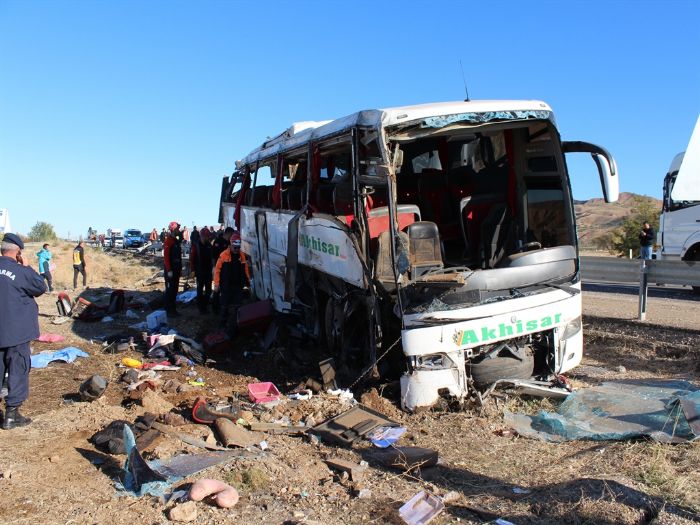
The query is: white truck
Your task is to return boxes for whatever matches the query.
[657,116,700,288]
[0,209,11,234]
[221,100,619,410]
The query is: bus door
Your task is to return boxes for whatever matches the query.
[254,210,273,301]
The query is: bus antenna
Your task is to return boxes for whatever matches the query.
[459,60,470,101]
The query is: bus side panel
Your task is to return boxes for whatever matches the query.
[297,216,365,288]
[264,211,293,312]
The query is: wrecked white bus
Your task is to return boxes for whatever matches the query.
[220,100,619,410]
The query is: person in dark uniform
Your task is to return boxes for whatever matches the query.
[0,233,46,429]
[192,227,214,313]
[213,234,249,332]
[210,227,234,313]
[163,221,183,317]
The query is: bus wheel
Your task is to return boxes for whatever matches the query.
[324,296,369,382]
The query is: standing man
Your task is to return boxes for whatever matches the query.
[163,221,183,317]
[36,243,53,292]
[639,221,655,260]
[72,240,87,289]
[211,227,234,313]
[213,234,249,332]
[149,228,158,244]
[160,228,167,243]
[0,233,46,429]
[193,227,214,313]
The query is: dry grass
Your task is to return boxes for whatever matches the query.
[25,241,159,291]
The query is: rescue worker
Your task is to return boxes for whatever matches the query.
[192,227,214,313]
[36,243,53,292]
[149,228,158,243]
[213,234,249,331]
[163,221,183,317]
[211,227,234,313]
[72,240,87,289]
[0,233,46,429]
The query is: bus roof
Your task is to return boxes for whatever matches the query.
[237,99,553,167]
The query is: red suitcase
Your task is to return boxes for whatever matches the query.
[236,299,273,333]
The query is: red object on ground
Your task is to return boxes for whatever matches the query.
[247,382,281,403]
[236,299,273,333]
[203,331,234,356]
[36,333,66,343]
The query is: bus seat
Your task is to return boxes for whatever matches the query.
[374,230,409,290]
[407,221,443,277]
[286,185,304,210]
[316,184,335,214]
[480,202,515,269]
[367,205,420,239]
[252,185,272,207]
[333,184,354,216]
[461,193,507,263]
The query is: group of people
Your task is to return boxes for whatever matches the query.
[161,222,248,331]
[33,240,88,292]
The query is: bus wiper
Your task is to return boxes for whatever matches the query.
[542,282,580,296]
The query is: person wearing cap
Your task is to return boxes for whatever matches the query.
[213,232,249,331]
[36,243,53,292]
[163,221,183,316]
[0,233,46,429]
[211,226,235,313]
[72,240,87,289]
[192,227,214,314]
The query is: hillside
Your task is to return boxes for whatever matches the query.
[574,192,661,248]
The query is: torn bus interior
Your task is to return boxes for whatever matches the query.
[220,101,618,411]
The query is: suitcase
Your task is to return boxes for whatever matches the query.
[236,299,273,333]
[56,292,73,316]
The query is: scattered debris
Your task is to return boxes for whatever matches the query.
[79,375,108,401]
[168,501,197,522]
[214,418,260,448]
[399,490,445,525]
[189,478,240,508]
[248,382,281,404]
[192,397,240,424]
[35,333,65,343]
[324,458,367,482]
[366,426,407,448]
[366,446,439,472]
[312,405,398,446]
[505,379,700,442]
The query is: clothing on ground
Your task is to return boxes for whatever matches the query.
[30,347,90,368]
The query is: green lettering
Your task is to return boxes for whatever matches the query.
[334,245,340,256]
[498,323,513,337]
[322,242,328,253]
[526,320,538,331]
[460,330,479,345]
[481,327,496,341]
[541,316,552,328]
[554,313,562,324]
[516,320,523,334]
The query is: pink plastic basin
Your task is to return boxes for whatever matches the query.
[247,382,281,403]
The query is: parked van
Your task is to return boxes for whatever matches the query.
[220,100,619,410]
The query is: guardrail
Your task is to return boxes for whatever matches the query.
[580,256,700,320]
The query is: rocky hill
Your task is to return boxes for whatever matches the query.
[574,192,661,248]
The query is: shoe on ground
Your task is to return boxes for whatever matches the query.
[3,406,31,430]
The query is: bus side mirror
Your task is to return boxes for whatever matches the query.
[562,141,620,203]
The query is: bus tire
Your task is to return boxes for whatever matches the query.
[469,347,535,387]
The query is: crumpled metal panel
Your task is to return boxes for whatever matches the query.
[504,379,700,443]
[422,110,552,129]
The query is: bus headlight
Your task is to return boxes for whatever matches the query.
[561,316,582,340]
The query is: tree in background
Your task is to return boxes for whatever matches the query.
[27,221,58,242]
[611,197,660,257]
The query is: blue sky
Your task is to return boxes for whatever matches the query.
[1,0,698,238]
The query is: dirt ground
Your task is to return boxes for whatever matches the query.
[1,248,699,525]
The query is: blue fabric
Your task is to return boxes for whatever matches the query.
[0,256,46,347]
[36,248,52,274]
[641,245,653,260]
[31,347,89,368]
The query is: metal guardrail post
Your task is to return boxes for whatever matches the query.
[638,260,648,321]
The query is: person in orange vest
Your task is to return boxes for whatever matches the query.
[213,233,249,330]
[149,228,158,243]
